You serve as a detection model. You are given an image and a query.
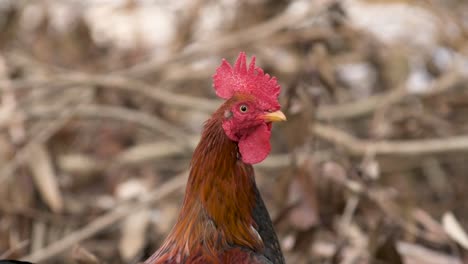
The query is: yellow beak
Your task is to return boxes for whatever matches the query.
[261,110,287,122]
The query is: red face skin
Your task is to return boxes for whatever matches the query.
[222,99,273,140]
[221,94,279,164]
[144,52,286,264]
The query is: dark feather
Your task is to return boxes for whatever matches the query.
[252,186,285,264]
[0,260,33,264]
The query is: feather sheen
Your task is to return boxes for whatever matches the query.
[145,102,265,264]
[145,52,285,264]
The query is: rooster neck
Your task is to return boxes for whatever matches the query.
[186,116,262,250]
[145,114,285,264]
[153,115,263,260]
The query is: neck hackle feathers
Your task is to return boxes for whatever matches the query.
[145,52,285,264]
[213,52,281,111]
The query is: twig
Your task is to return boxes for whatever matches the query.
[0,240,30,259]
[24,73,219,112]
[26,103,338,170]
[27,143,64,213]
[0,53,25,143]
[23,171,188,263]
[6,69,464,125]
[0,89,92,184]
[316,71,464,120]
[312,123,468,156]
[323,161,451,246]
[312,240,462,264]
[56,146,314,175]
[24,103,328,174]
[116,0,325,78]
[26,103,193,148]
[27,101,468,161]
[397,241,462,264]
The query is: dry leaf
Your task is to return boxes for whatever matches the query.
[27,143,63,213]
[287,179,318,230]
[72,245,100,264]
[442,212,468,250]
[116,180,150,261]
[287,159,319,230]
[58,154,105,176]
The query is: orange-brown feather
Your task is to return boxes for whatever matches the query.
[145,97,263,264]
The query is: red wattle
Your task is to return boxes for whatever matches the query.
[238,124,271,164]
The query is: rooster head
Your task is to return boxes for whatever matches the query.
[213,52,286,164]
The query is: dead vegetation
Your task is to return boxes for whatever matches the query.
[1,0,468,263]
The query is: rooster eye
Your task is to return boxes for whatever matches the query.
[239,104,248,113]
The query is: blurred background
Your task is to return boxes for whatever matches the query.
[0,0,468,263]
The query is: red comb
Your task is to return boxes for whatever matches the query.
[213,52,281,110]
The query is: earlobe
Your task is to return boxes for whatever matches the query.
[224,110,233,119]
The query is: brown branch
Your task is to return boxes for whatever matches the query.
[0,89,92,184]
[6,69,463,125]
[26,103,193,148]
[116,0,327,78]
[312,123,468,156]
[316,71,464,120]
[27,102,468,172]
[18,73,220,112]
[397,241,462,264]
[311,241,462,264]
[22,171,188,263]
[57,151,298,176]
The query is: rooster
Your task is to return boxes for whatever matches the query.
[144,52,286,264]
[0,53,285,264]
